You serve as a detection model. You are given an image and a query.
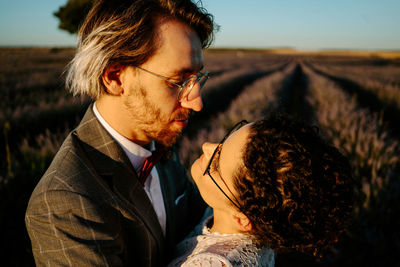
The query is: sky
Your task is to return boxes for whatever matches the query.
[0,0,399,51]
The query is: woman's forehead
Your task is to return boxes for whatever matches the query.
[219,123,252,178]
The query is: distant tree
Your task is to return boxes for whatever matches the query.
[54,0,94,34]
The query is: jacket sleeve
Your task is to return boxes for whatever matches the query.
[25,189,125,266]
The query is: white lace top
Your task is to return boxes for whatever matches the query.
[167,211,275,267]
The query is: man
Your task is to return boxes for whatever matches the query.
[25,0,215,266]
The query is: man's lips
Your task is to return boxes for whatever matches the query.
[173,119,189,128]
[174,110,192,122]
[172,110,191,128]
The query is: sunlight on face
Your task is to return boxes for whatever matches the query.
[120,19,204,146]
[191,123,252,210]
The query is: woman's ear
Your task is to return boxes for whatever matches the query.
[232,211,252,232]
[102,64,125,96]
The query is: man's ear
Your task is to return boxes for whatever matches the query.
[102,64,125,95]
[232,211,252,232]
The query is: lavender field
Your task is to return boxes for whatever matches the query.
[1,48,399,266]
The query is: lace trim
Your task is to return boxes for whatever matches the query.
[181,252,232,267]
[201,216,250,238]
[168,214,275,267]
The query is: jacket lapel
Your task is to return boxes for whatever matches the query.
[156,164,174,243]
[75,104,165,254]
[155,155,184,252]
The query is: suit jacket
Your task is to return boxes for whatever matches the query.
[25,104,206,266]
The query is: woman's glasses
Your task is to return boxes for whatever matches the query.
[203,120,248,210]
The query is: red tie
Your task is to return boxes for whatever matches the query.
[138,146,165,186]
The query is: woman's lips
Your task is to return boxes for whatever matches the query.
[199,154,204,165]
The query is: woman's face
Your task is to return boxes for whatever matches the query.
[191,123,252,210]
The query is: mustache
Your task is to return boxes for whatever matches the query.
[173,110,192,121]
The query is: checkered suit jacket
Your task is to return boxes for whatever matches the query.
[25,104,206,266]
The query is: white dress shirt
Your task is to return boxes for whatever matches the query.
[93,103,167,236]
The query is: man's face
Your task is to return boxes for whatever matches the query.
[120,19,204,147]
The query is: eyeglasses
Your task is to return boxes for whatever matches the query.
[134,66,209,102]
[203,120,248,210]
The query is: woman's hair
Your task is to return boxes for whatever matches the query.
[234,114,354,257]
[66,0,215,99]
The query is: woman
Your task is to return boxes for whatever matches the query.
[168,114,354,267]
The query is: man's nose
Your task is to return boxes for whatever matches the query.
[180,84,203,111]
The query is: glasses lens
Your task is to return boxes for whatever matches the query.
[198,73,209,88]
[179,73,209,102]
[180,76,196,101]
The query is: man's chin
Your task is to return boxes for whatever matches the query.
[158,138,177,148]
[155,130,181,147]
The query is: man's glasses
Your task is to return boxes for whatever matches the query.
[203,120,248,210]
[135,66,209,102]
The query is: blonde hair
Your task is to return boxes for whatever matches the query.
[66,0,215,99]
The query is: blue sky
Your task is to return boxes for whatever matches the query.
[0,0,399,50]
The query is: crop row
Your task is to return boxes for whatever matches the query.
[303,64,400,264]
[308,62,400,112]
[307,56,400,85]
[304,64,399,210]
[204,50,291,74]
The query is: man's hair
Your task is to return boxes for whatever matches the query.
[66,0,215,99]
[234,114,354,257]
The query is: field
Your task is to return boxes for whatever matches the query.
[1,47,400,266]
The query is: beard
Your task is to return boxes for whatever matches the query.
[123,84,191,147]
[147,109,190,147]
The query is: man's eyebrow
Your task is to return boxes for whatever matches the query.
[172,65,204,76]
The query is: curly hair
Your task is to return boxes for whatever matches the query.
[66,0,216,99]
[233,114,354,257]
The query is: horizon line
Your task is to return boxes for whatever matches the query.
[1,44,400,53]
